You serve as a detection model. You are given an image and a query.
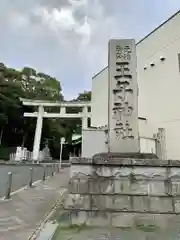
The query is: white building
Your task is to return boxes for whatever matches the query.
[90,10,180,160]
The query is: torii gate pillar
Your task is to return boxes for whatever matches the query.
[33,106,44,161]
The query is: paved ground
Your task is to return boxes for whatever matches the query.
[0,168,69,240]
[0,164,55,197]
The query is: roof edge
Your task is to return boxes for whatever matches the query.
[92,66,108,79]
[137,9,180,45]
[92,9,180,78]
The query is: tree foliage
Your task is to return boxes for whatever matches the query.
[0,63,91,159]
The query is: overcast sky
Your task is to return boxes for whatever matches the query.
[0,0,180,100]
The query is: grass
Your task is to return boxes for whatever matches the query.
[136,224,159,232]
[52,223,93,240]
[52,223,161,240]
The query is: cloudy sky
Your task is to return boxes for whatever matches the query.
[0,0,180,100]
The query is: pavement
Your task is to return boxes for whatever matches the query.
[0,168,69,240]
[0,165,51,198]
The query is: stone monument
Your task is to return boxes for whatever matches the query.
[108,39,139,153]
[42,143,52,162]
[64,39,180,230]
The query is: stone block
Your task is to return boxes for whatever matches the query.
[70,211,88,225]
[133,196,150,212]
[114,196,132,210]
[112,158,132,166]
[89,178,113,194]
[134,214,156,227]
[113,167,132,178]
[94,166,113,177]
[133,167,166,179]
[150,197,173,213]
[111,213,135,227]
[168,160,180,167]
[132,159,168,167]
[170,168,180,178]
[114,179,130,193]
[71,157,92,164]
[154,214,172,229]
[69,174,91,194]
[87,212,110,227]
[70,164,93,178]
[91,195,108,210]
[149,181,165,195]
[65,194,90,210]
[93,156,133,166]
[135,214,172,229]
[90,196,131,210]
[171,181,180,195]
[174,197,180,213]
[109,196,132,210]
[130,180,148,194]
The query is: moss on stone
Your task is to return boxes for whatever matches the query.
[136,224,159,232]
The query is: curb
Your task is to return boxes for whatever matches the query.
[35,222,58,240]
[0,172,59,201]
[0,179,42,201]
[28,188,68,240]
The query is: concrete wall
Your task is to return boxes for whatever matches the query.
[91,12,180,159]
[82,119,158,157]
[91,67,108,127]
[81,129,107,158]
[140,138,156,154]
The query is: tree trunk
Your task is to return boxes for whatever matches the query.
[0,128,4,146]
[21,132,28,147]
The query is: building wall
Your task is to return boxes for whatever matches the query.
[91,11,180,159]
[91,67,108,127]
[82,119,157,158]
[137,11,180,159]
[82,129,107,158]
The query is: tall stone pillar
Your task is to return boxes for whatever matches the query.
[108,39,140,153]
[33,106,44,161]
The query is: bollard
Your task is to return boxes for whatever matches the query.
[53,164,56,175]
[47,166,50,177]
[42,166,46,181]
[29,168,33,188]
[52,164,54,175]
[51,165,54,176]
[56,163,59,173]
[5,172,12,199]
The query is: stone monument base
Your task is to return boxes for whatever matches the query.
[93,152,158,159]
[65,156,180,229]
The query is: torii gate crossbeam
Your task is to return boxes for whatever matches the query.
[20,98,91,161]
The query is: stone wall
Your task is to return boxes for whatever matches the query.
[65,157,180,228]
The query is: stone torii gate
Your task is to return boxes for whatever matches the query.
[20,98,91,161]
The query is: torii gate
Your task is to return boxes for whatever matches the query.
[20,98,91,161]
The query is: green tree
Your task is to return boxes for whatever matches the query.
[76,91,91,101]
[0,64,64,156]
[0,62,92,159]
